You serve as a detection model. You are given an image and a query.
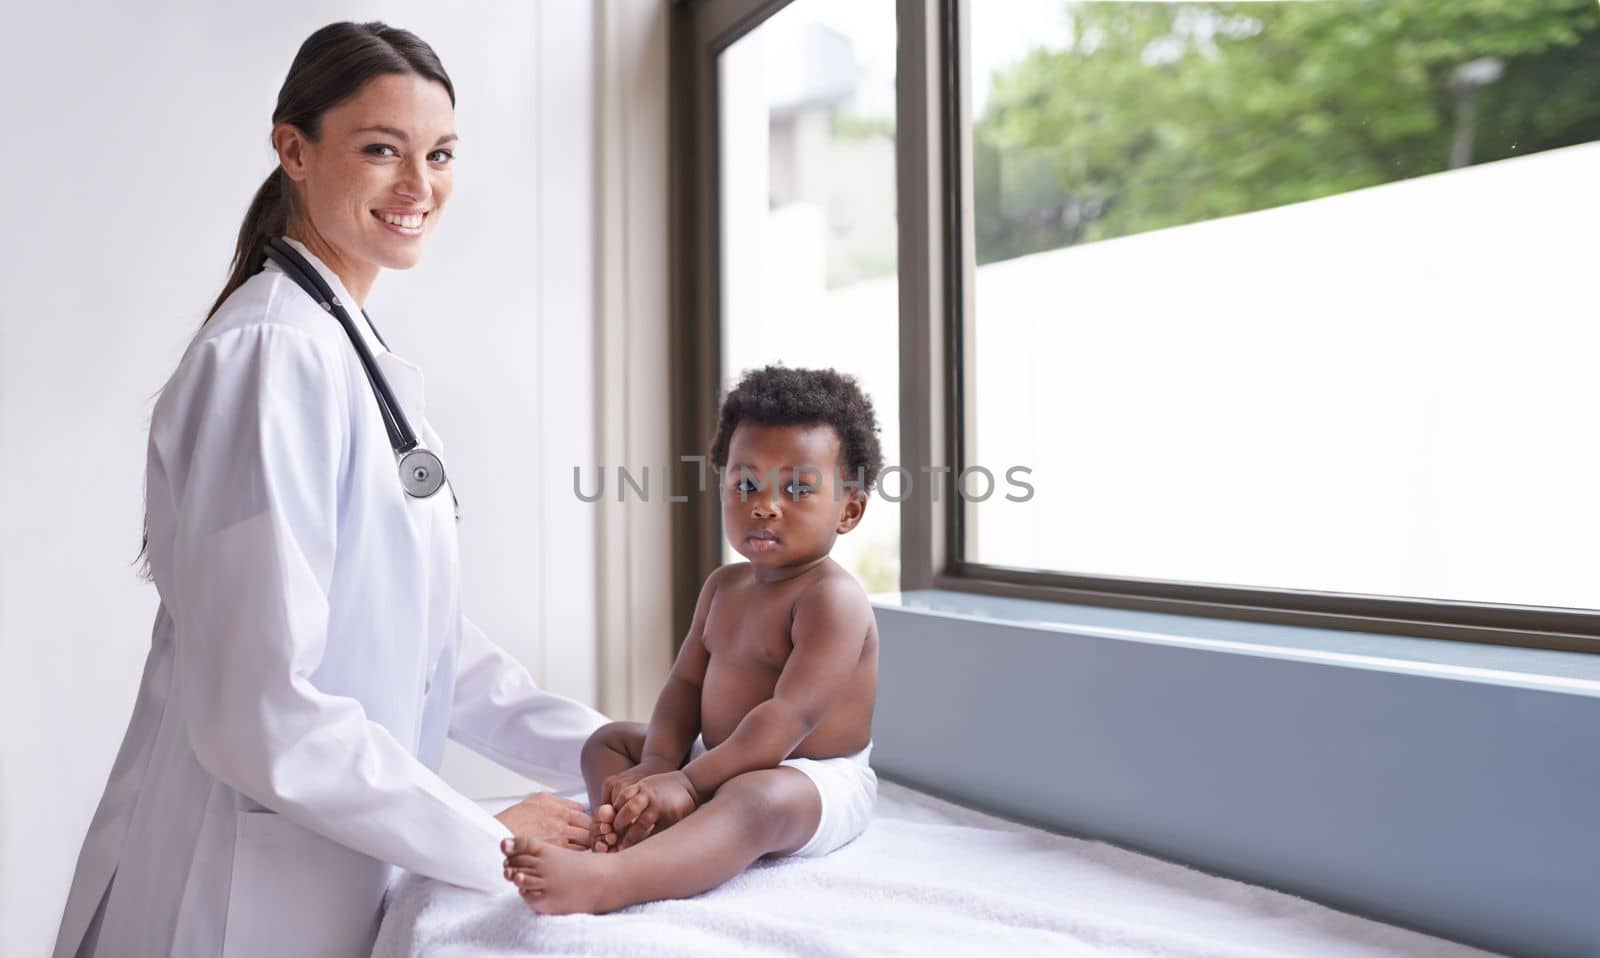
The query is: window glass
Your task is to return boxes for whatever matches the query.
[966,1,1600,609]
[718,0,901,592]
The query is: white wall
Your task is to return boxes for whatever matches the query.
[593,0,677,723]
[0,3,601,955]
[967,142,1600,610]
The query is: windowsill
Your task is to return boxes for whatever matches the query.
[872,589,1600,697]
[867,587,1600,957]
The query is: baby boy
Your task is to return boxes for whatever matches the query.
[502,364,883,914]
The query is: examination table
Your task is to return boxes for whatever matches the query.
[371,783,1490,957]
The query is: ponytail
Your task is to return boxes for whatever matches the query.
[203,166,295,322]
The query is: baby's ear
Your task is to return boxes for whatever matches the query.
[836,490,868,533]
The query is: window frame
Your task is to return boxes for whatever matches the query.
[671,0,795,643]
[674,0,1600,654]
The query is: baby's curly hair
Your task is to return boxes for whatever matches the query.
[709,365,884,492]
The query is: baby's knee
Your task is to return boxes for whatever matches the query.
[582,721,645,761]
[714,769,816,844]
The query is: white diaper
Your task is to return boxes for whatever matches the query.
[689,736,877,857]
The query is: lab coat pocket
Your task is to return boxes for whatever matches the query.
[222,808,390,958]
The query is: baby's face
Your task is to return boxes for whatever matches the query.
[721,422,866,572]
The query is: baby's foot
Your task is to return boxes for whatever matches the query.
[592,803,618,853]
[506,838,624,914]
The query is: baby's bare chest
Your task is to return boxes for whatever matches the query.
[701,592,795,673]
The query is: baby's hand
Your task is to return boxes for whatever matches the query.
[600,757,677,810]
[612,771,701,849]
[592,756,677,853]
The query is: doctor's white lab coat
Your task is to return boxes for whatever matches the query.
[53,238,608,958]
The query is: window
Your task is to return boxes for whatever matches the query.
[677,0,1600,649]
[949,0,1600,640]
[717,0,901,593]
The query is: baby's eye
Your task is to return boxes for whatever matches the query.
[785,483,814,497]
[735,478,759,494]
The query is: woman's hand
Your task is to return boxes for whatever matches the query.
[611,771,701,850]
[494,792,592,851]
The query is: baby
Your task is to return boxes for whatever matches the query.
[502,364,883,914]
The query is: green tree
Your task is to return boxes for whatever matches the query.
[973,0,1600,264]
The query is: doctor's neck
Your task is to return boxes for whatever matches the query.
[286,225,376,309]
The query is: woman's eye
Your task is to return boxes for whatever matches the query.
[428,149,454,164]
[365,143,400,158]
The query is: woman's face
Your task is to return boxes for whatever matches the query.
[274,72,456,281]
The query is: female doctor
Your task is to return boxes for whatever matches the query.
[53,21,608,958]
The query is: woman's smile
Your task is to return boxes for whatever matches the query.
[372,207,429,236]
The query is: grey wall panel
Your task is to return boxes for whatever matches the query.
[873,604,1600,958]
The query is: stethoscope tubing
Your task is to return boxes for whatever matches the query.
[261,237,452,504]
[263,238,417,453]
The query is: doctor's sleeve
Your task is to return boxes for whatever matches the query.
[164,324,512,894]
[448,615,610,792]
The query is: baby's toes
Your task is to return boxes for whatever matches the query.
[595,803,616,824]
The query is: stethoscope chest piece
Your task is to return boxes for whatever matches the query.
[398,447,447,498]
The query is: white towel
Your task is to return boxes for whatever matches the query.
[372,782,1495,957]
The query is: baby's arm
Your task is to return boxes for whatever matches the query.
[621,568,722,794]
[681,575,870,800]
[592,569,720,848]
[624,625,710,799]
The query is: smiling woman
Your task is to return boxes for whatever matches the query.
[275,78,457,291]
[270,74,456,303]
[56,20,611,958]
[187,23,457,328]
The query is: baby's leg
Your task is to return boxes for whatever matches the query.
[581,721,649,807]
[579,721,647,847]
[507,766,821,914]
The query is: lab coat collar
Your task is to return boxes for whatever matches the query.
[272,236,388,357]
[266,236,428,428]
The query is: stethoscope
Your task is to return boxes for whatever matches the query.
[262,237,457,516]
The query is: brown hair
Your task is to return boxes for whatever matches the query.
[135,22,455,580]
